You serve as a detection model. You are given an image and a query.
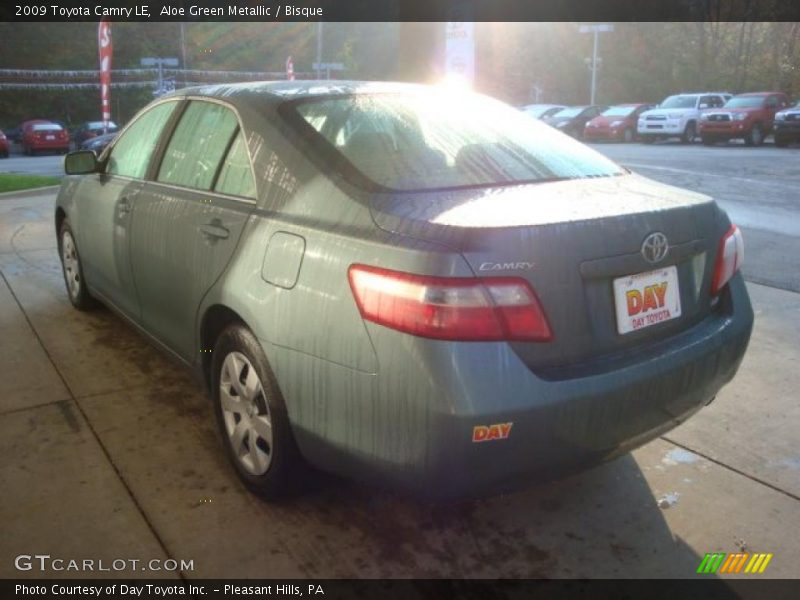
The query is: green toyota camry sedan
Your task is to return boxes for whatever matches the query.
[56,81,753,499]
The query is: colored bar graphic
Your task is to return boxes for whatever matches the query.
[698,552,774,574]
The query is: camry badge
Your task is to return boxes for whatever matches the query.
[641,232,669,264]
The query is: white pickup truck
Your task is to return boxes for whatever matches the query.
[637,93,731,143]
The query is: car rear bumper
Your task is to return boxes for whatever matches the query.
[27,141,69,150]
[276,275,753,499]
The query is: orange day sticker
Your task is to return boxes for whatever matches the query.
[472,422,513,443]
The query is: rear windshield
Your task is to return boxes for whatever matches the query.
[32,123,62,132]
[551,107,585,118]
[286,92,623,192]
[524,105,561,118]
[723,96,765,109]
[602,106,636,117]
[88,121,118,130]
[659,95,698,109]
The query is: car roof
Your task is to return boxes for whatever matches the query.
[733,91,783,97]
[163,80,436,110]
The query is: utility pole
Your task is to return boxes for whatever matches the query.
[579,23,613,105]
[316,22,323,79]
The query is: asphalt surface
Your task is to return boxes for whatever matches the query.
[0,141,799,581]
[0,150,65,177]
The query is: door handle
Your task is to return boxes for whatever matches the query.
[200,222,230,240]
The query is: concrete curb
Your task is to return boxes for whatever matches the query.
[0,185,61,199]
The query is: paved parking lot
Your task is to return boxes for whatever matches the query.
[1,143,799,580]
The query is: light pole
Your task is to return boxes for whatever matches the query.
[579,23,613,105]
[316,22,323,79]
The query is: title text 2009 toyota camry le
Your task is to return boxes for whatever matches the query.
[55,82,753,499]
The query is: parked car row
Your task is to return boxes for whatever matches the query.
[0,119,119,156]
[524,91,799,147]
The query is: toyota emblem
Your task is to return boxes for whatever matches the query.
[641,232,669,264]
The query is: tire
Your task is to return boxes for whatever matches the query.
[701,135,716,146]
[745,124,764,147]
[211,324,309,499]
[681,121,696,144]
[622,128,634,143]
[58,220,97,311]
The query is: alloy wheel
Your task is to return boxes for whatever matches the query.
[219,351,273,476]
[61,231,81,300]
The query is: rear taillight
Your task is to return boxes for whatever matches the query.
[711,224,744,296]
[348,264,552,342]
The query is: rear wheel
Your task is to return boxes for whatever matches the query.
[681,122,696,144]
[622,128,634,143]
[211,324,309,499]
[58,220,96,310]
[745,124,764,147]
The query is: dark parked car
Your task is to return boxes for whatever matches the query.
[583,104,653,142]
[699,92,791,146]
[56,81,753,499]
[543,105,607,138]
[773,100,800,147]
[22,121,70,155]
[80,131,117,153]
[73,120,119,148]
[0,129,9,158]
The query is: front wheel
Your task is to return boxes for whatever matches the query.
[59,220,96,310]
[681,122,696,144]
[622,128,634,143]
[745,124,764,147]
[211,324,309,499]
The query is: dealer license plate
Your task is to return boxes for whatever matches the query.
[613,266,681,335]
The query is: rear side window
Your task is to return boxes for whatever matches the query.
[157,101,238,191]
[107,101,177,179]
[214,132,256,199]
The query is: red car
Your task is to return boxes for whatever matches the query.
[21,121,70,155]
[583,104,653,142]
[0,129,9,158]
[699,92,791,146]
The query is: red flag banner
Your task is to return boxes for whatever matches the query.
[286,55,294,81]
[98,19,112,130]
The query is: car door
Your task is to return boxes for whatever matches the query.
[72,99,179,319]
[129,99,257,360]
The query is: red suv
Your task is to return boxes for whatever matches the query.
[21,121,70,155]
[699,92,790,146]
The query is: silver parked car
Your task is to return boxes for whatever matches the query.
[56,81,753,499]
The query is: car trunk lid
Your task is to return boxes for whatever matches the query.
[369,173,721,374]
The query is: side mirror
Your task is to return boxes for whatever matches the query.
[64,150,99,175]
